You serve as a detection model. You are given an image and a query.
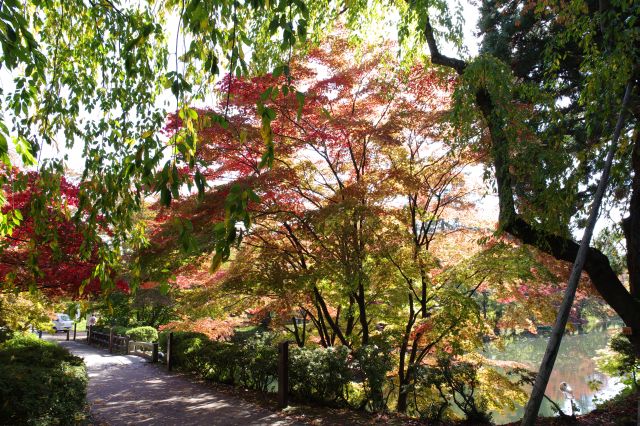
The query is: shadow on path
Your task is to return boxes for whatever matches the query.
[45,336,300,426]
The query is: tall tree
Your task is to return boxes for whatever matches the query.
[142,35,576,417]
[400,0,640,356]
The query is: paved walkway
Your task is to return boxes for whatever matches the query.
[45,334,301,426]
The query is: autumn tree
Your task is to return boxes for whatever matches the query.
[140,35,578,417]
[148,35,443,347]
[0,169,125,296]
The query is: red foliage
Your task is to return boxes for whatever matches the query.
[147,36,453,276]
[0,170,122,297]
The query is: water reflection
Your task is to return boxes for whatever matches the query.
[484,322,625,424]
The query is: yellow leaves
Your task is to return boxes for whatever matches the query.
[0,291,53,333]
[476,364,529,411]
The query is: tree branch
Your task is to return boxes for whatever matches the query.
[423,14,467,75]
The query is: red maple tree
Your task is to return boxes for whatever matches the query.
[0,169,127,297]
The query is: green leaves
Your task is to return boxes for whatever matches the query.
[257,101,276,169]
[210,184,260,272]
[14,135,36,166]
[194,169,207,200]
[0,122,10,166]
[156,160,180,207]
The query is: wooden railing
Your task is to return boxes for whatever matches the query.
[88,328,110,347]
[87,327,128,354]
[87,326,159,361]
[128,340,159,362]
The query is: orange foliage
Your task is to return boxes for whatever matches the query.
[160,317,242,341]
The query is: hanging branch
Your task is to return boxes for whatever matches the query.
[521,79,634,426]
[421,5,640,353]
[224,2,238,120]
[172,0,185,163]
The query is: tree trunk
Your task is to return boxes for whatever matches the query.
[356,282,369,345]
[314,286,350,348]
[623,124,640,300]
[521,80,634,426]
[397,293,417,413]
[396,381,410,413]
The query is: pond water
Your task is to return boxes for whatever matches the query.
[484,322,625,425]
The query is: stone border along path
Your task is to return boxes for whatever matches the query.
[45,334,303,425]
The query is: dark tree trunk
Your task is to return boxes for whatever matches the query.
[396,292,429,413]
[420,268,428,318]
[356,282,369,345]
[623,125,640,300]
[480,81,640,355]
[522,80,634,426]
[345,295,355,337]
[397,293,416,413]
[314,286,351,348]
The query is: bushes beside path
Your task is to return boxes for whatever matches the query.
[0,334,88,425]
[158,330,392,411]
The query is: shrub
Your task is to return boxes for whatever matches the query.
[112,325,130,336]
[195,340,241,384]
[353,344,393,411]
[290,345,351,404]
[158,330,390,410]
[236,333,278,392]
[160,331,275,390]
[596,333,639,391]
[415,355,492,424]
[158,330,169,352]
[0,334,87,425]
[125,326,158,342]
[159,331,214,371]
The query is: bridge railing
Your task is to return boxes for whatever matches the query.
[87,326,159,361]
[128,340,159,362]
[87,327,128,354]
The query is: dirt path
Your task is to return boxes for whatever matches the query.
[45,334,302,426]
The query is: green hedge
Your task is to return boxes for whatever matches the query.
[125,326,158,342]
[158,330,391,408]
[112,325,130,336]
[91,325,128,336]
[0,334,88,425]
[289,345,351,404]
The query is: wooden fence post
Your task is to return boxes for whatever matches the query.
[66,329,70,341]
[278,341,290,409]
[152,342,159,363]
[109,327,114,353]
[125,337,130,355]
[167,332,174,371]
[73,323,77,341]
